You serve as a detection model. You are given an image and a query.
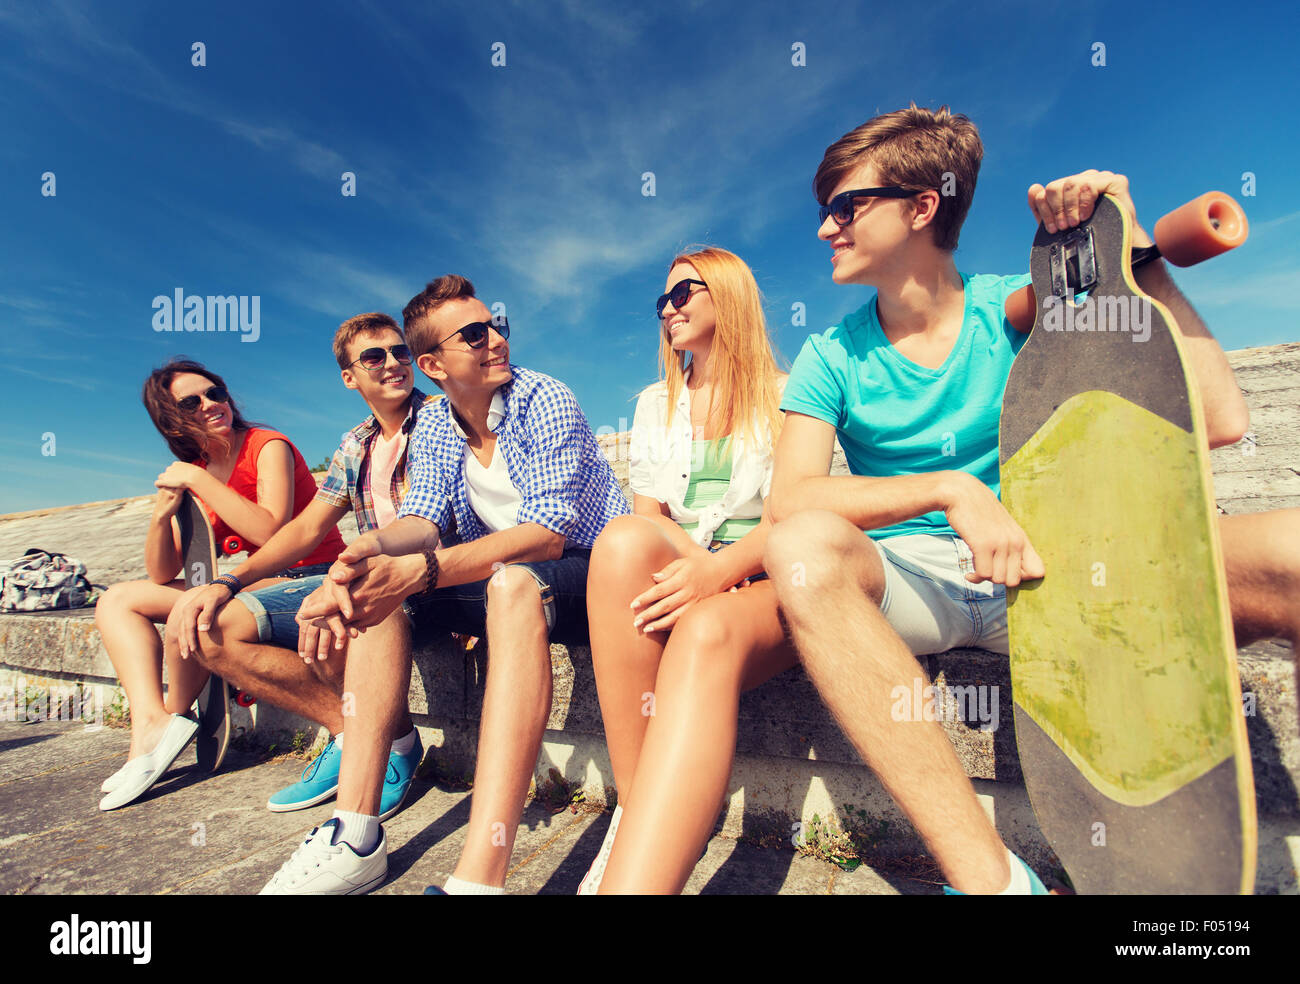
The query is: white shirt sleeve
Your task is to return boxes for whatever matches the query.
[628,387,659,499]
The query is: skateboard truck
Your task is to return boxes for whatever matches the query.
[1005,192,1245,332]
[1048,225,1098,299]
[1048,227,1163,300]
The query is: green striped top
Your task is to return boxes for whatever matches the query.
[680,437,759,542]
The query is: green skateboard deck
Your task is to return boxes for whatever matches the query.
[999,193,1256,894]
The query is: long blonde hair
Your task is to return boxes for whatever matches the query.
[657,246,785,449]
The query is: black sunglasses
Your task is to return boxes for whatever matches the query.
[819,186,919,227]
[656,279,708,319]
[176,385,229,413]
[435,317,510,350]
[349,344,413,372]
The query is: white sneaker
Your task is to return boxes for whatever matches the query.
[577,805,622,895]
[259,819,387,895]
[98,715,198,811]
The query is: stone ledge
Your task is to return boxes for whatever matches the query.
[2,610,1295,817]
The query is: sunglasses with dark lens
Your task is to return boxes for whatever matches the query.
[656,278,708,319]
[350,344,413,372]
[819,186,919,227]
[176,385,229,413]
[437,317,510,350]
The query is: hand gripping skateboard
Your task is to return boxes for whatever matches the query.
[999,192,1255,894]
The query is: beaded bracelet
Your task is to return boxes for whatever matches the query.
[214,573,243,595]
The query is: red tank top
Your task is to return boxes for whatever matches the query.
[197,428,345,568]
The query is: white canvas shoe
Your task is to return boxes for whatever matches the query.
[98,715,197,811]
[259,819,387,895]
[577,805,622,895]
[101,757,144,793]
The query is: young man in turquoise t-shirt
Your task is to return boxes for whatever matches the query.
[765,105,1300,894]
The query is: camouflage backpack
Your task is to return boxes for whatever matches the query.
[0,549,97,612]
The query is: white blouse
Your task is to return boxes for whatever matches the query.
[628,369,786,547]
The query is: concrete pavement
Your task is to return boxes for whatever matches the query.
[0,719,938,896]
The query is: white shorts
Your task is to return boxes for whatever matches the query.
[871,533,1009,656]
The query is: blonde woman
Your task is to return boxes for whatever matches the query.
[583,247,796,893]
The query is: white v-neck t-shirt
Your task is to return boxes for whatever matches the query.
[462,441,523,534]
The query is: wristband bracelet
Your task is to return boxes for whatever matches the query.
[214,573,243,595]
[421,545,440,596]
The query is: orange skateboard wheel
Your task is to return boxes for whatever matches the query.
[222,536,243,556]
[1005,284,1036,332]
[1153,191,1248,267]
[235,691,256,707]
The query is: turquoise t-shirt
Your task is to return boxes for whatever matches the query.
[780,272,1031,540]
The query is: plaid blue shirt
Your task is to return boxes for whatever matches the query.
[398,365,629,547]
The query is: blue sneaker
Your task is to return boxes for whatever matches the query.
[268,737,342,813]
[378,730,424,821]
[943,851,1049,895]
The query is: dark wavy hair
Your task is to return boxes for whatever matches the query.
[141,358,257,463]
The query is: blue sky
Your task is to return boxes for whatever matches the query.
[2,0,1297,514]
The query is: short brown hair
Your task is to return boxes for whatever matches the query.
[813,104,983,252]
[333,313,402,370]
[402,275,477,357]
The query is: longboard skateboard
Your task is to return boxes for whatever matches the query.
[177,490,232,772]
[999,192,1255,894]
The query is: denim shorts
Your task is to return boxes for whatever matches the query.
[871,533,1009,656]
[403,548,592,647]
[234,564,335,650]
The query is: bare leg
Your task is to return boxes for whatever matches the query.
[162,606,210,715]
[157,578,299,716]
[193,601,347,734]
[599,580,798,893]
[452,567,551,887]
[586,515,694,792]
[1220,509,1300,647]
[94,578,189,758]
[765,510,1010,895]
[335,609,415,816]
[1220,509,1300,732]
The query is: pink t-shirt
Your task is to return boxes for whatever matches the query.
[368,428,408,529]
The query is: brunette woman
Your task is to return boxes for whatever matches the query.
[95,359,344,810]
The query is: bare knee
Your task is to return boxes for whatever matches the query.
[193,602,255,672]
[660,608,745,694]
[94,580,142,625]
[764,510,884,607]
[485,565,545,628]
[590,515,677,582]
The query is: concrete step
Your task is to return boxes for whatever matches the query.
[2,611,1297,891]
